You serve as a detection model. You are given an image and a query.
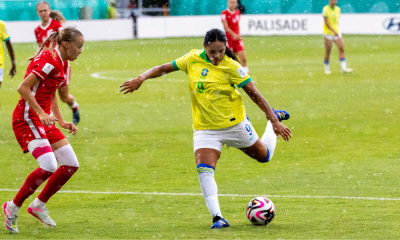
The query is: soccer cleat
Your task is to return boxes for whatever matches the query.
[27,204,56,227]
[2,202,19,234]
[272,109,290,122]
[210,219,230,229]
[72,109,80,125]
[341,68,353,73]
[325,69,331,74]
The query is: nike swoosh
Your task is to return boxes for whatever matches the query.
[193,61,199,64]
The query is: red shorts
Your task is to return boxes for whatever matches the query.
[227,38,245,53]
[59,64,71,88]
[12,118,65,153]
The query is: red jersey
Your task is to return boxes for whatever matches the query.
[34,18,63,47]
[221,9,240,35]
[13,49,65,122]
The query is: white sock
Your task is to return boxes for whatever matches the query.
[9,201,20,215]
[69,100,78,109]
[31,198,46,209]
[197,164,223,219]
[261,121,277,161]
[243,66,249,73]
[340,58,347,70]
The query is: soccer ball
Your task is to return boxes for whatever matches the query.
[246,197,275,225]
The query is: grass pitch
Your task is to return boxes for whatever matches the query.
[0,35,399,239]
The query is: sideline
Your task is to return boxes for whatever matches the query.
[0,189,398,201]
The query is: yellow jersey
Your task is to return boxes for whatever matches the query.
[323,5,340,35]
[173,49,251,130]
[0,20,10,69]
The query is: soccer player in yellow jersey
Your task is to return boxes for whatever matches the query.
[120,29,292,229]
[0,20,16,89]
[323,0,352,74]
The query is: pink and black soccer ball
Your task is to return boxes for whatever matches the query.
[246,197,275,225]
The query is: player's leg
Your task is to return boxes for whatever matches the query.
[58,86,80,125]
[0,68,3,89]
[240,110,290,163]
[324,36,333,74]
[195,148,230,229]
[335,37,352,73]
[29,133,79,226]
[236,50,248,73]
[4,138,57,233]
[193,130,229,228]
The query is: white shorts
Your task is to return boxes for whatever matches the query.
[324,33,342,41]
[0,68,4,82]
[193,118,259,152]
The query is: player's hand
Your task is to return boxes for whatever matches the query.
[272,122,292,141]
[334,32,339,37]
[9,64,17,78]
[39,113,57,127]
[59,122,78,135]
[120,77,144,94]
[233,33,241,40]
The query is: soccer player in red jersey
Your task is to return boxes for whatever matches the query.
[35,2,81,125]
[2,28,84,234]
[221,0,249,73]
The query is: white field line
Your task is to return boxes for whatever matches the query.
[90,70,184,82]
[0,189,399,201]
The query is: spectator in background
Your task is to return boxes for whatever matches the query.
[127,0,137,19]
[107,1,117,19]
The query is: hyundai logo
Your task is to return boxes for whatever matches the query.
[383,17,400,32]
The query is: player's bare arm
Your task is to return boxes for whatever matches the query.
[50,94,77,135]
[242,81,292,141]
[17,73,57,126]
[120,62,175,94]
[324,17,338,36]
[5,39,16,78]
[222,20,241,40]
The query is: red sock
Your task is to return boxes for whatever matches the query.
[13,168,53,207]
[38,166,79,203]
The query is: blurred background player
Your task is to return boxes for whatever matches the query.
[2,28,83,234]
[323,0,352,74]
[221,0,248,73]
[120,28,291,229]
[0,20,16,89]
[35,2,80,124]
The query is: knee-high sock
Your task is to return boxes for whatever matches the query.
[38,166,78,203]
[13,168,53,207]
[197,164,223,219]
[261,121,277,162]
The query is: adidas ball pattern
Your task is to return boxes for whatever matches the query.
[246,197,275,225]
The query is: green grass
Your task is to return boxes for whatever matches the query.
[0,35,399,239]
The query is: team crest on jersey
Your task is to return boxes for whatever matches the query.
[201,69,209,77]
[38,127,45,135]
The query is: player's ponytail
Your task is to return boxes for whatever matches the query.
[204,28,239,63]
[50,10,66,24]
[29,31,59,61]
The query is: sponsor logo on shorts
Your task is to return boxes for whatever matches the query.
[38,127,45,135]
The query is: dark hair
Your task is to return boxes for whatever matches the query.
[29,27,83,61]
[204,28,239,62]
[36,2,66,24]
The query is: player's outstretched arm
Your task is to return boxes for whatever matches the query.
[17,73,57,126]
[120,62,175,94]
[51,94,77,135]
[5,39,16,78]
[242,81,292,141]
